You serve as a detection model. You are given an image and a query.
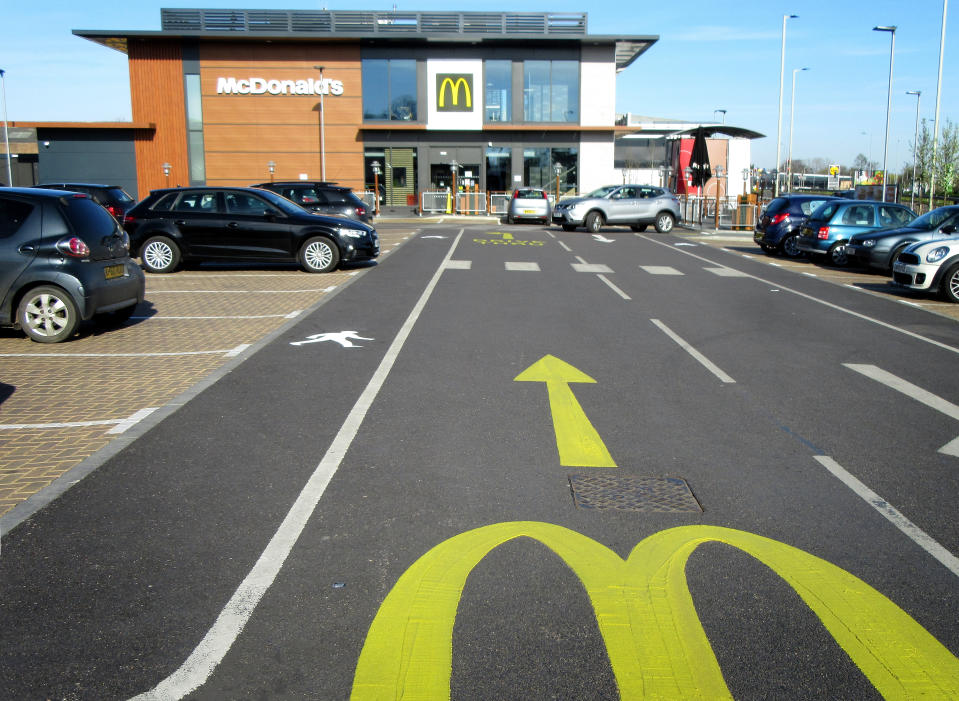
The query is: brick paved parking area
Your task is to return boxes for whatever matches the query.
[0,226,416,520]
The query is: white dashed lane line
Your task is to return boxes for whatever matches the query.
[0,407,159,434]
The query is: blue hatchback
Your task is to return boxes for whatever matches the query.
[796,200,916,266]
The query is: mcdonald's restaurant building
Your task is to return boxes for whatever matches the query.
[69,8,657,210]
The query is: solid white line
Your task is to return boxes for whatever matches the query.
[640,235,959,356]
[597,274,631,300]
[131,230,466,701]
[650,319,736,383]
[844,363,959,455]
[224,344,250,358]
[130,314,298,320]
[814,455,959,577]
[0,349,249,358]
[0,407,158,432]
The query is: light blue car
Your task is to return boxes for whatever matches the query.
[796,200,916,266]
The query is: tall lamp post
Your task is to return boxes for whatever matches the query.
[371,160,381,216]
[775,14,798,197]
[313,65,326,181]
[873,25,896,202]
[0,68,12,186]
[553,162,562,202]
[267,160,276,183]
[713,109,727,124]
[929,0,947,210]
[787,67,808,194]
[905,90,921,210]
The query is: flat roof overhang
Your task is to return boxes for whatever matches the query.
[73,29,657,72]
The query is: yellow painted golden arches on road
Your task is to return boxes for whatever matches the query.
[351,522,959,699]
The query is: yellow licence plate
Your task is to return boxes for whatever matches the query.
[104,264,125,280]
[523,209,536,214]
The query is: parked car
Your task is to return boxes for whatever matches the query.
[252,181,371,223]
[551,184,680,233]
[846,205,959,271]
[506,188,551,225]
[753,194,835,258]
[34,182,137,221]
[891,238,959,303]
[0,187,145,342]
[123,187,379,274]
[797,200,916,266]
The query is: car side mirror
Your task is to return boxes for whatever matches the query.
[941,224,957,235]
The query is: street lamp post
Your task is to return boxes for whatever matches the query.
[268,160,276,183]
[873,25,896,202]
[929,0,948,210]
[162,162,171,187]
[371,160,381,216]
[713,165,725,230]
[787,67,809,194]
[553,162,562,202]
[0,68,12,186]
[313,65,326,181]
[775,14,798,197]
[906,90,921,210]
[714,109,726,124]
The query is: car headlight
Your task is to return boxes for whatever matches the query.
[863,239,876,247]
[339,228,367,239]
[926,246,950,263]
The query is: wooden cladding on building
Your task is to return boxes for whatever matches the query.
[198,42,364,189]
[129,41,188,197]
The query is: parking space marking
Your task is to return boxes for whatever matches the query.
[444,260,471,270]
[597,275,631,300]
[641,235,959,357]
[147,288,337,294]
[0,407,158,434]
[505,262,540,271]
[814,455,959,577]
[650,319,736,383]
[0,348,252,358]
[572,263,614,273]
[844,363,959,456]
[557,241,572,252]
[640,266,683,275]
[131,313,302,320]
[704,267,748,277]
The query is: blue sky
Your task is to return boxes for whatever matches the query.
[1,0,954,172]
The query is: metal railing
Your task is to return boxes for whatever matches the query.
[489,193,511,215]
[421,190,452,214]
[456,191,488,214]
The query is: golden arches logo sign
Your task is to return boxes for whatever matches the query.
[351,522,959,699]
[436,74,473,112]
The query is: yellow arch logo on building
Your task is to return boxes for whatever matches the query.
[437,74,472,112]
[351,522,959,699]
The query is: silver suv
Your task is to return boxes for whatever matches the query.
[552,185,681,233]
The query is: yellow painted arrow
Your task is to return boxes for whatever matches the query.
[514,355,616,467]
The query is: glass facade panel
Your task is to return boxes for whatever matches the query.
[185,74,203,131]
[552,148,578,195]
[523,148,550,188]
[523,60,579,123]
[484,60,511,122]
[363,59,417,121]
[485,147,511,192]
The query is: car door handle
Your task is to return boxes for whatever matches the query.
[227,222,239,228]
[174,220,187,226]
[18,245,35,253]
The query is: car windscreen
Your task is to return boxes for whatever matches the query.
[514,189,546,199]
[907,207,959,231]
[106,188,135,203]
[62,196,120,237]
[587,186,620,198]
[257,189,310,216]
[764,198,789,215]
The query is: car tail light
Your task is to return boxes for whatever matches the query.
[123,214,136,225]
[56,237,91,258]
[817,226,830,239]
[105,204,121,218]
[355,205,367,217]
[771,213,789,225]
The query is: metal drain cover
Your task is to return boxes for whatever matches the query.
[568,474,702,513]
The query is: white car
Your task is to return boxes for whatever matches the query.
[891,238,959,302]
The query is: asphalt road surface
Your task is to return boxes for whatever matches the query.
[2,222,958,699]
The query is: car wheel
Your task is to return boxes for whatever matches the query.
[654,212,675,233]
[887,244,909,272]
[299,236,340,273]
[17,285,80,343]
[939,263,959,303]
[507,214,515,225]
[140,236,181,274]
[630,224,648,232]
[561,224,577,232]
[828,242,849,267]
[780,233,802,258]
[585,211,603,233]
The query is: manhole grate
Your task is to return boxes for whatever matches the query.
[569,474,702,513]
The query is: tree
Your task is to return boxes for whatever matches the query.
[911,118,959,198]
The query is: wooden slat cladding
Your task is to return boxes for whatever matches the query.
[199,42,364,188]
[129,41,188,197]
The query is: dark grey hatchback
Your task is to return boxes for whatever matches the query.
[123,187,379,274]
[0,187,145,342]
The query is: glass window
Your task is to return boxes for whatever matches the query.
[363,59,417,121]
[485,60,511,122]
[523,148,550,188]
[523,60,579,122]
[0,198,34,238]
[185,74,203,131]
[188,132,205,183]
[225,192,273,215]
[551,148,577,194]
[485,147,511,192]
[175,191,221,213]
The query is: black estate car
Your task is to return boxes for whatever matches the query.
[0,187,145,342]
[123,187,379,274]
[252,181,371,223]
[34,183,137,221]
[754,194,835,258]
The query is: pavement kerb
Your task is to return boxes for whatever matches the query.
[0,247,386,540]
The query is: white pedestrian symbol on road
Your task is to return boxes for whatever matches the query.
[290,331,373,348]
[592,234,614,243]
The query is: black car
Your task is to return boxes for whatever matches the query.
[754,194,835,258]
[34,182,137,221]
[123,187,379,274]
[847,205,959,271]
[0,187,145,342]
[252,181,371,223]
